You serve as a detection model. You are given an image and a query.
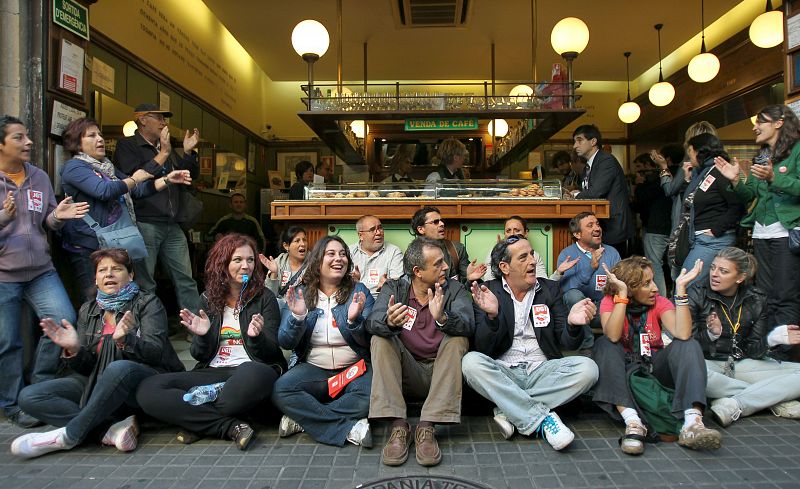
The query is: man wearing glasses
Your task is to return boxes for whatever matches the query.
[113,103,202,315]
[349,215,404,298]
[463,235,598,451]
[410,206,485,284]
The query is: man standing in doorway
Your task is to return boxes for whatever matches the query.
[113,103,202,314]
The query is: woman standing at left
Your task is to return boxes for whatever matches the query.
[59,117,192,302]
[0,115,89,428]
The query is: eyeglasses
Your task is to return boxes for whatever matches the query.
[425,218,444,226]
[146,113,166,122]
[358,224,383,234]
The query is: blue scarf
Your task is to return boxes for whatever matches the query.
[96,281,139,312]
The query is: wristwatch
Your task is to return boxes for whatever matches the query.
[435,312,449,326]
[659,169,672,178]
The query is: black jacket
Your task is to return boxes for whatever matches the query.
[68,291,185,376]
[688,283,768,361]
[472,278,584,359]
[575,150,634,244]
[190,289,287,373]
[112,131,199,223]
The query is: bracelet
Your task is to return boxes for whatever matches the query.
[613,295,629,305]
[673,294,688,301]
[659,169,671,178]
[675,299,690,306]
[52,209,61,220]
[162,177,170,186]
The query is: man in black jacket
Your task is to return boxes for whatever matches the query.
[572,124,634,256]
[411,206,485,284]
[113,103,201,313]
[462,235,598,450]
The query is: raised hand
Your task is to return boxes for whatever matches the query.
[467,259,487,281]
[285,285,307,317]
[568,298,596,326]
[590,247,605,270]
[557,255,580,274]
[650,150,668,170]
[159,126,172,154]
[750,161,775,182]
[386,294,409,329]
[54,196,89,220]
[179,308,211,336]
[470,281,498,318]
[714,156,740,184]
[40,318,80,354]
[167,169,192,185]
[377,273,388,291]
[428,283,446,324]
[247,313,263,337]
[183,128,200,153]
[348,291,367,322]
[682,161,694,182]
[675,259,703,294]
[352,265,361,282]
[3,191,16,219]
[258,254,278,275]
[602,263,626,294]
[113,311,135,341]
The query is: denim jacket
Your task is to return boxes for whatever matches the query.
[278,282,374,363]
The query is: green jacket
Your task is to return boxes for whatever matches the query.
[733,142,800,229]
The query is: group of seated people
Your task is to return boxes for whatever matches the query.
[2,113,799,467]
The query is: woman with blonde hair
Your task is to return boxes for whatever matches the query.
[426,138,467,182]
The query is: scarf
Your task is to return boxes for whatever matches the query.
[96,281,140,312]
[74,152,137,224]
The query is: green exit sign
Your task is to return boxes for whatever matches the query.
[405,117,478,131]
[53,0,89,40]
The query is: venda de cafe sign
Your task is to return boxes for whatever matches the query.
[405,117,478,131]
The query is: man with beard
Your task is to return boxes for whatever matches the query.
[349,215,404,298]
[557,212,621,351]
[463,235,599,450]
[366,237,474,467]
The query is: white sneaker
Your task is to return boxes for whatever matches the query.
[11,427,73,459]
[771,400,800,419]
[346,418,372,448]
[492,408,515,440]
[710,398,742,427]
[101,415,139,452]
[278,415,304,437]
[536,412,574,451]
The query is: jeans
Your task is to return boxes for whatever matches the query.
[642,232,669,296]
[18,360,157,443]
[272,361,371,446]
[462,352,598,434]
[137,362,279,439]
[682,232,736,286]
[0,269,75,416]
[135,221,201,312]
[705,358,800,417]
[66,250,97,304]
[563,289,601,350]
[753,238,800,326]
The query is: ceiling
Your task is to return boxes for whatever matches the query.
[203,0,744,83]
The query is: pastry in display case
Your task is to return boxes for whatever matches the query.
[301,180,562,200]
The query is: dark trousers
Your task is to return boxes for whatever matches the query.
[591,336,708,420]
[753,237,800,326]
[136,362,279,439]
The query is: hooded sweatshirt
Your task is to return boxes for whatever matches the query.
[0,163,64,282]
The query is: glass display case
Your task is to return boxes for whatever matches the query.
[302,179,562,200]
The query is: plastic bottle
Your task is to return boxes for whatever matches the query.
[183,382,226,406]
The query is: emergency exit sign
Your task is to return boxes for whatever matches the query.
[53,0,89,40]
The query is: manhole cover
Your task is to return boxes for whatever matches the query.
[355,475,494,489]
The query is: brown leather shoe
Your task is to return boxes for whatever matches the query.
[381,423,411,466]
[414,425,442,466]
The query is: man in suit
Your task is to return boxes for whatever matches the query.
[572,124,633,256]
[462,235,598,450]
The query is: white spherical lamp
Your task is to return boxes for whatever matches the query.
[750,8,784,48]
[509,85,534,97]
[350,120,366,139]
[550,18,589,56]
[618,102,641,124]
[291,20,330,58]
[688,52,720,83]
[648,81,675,107]
[488,119,509,138]
[122,120,137,137]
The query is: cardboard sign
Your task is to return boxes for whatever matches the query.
[328,359,367,398]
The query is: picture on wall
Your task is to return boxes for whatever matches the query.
[277,152,317,183]
[268,170,284,189]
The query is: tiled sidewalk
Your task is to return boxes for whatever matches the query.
[1,411,799,489]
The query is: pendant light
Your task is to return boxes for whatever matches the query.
[618,52,641,124]
[749,0,784,48]
[687,0,720,83]
[648,23,675,107]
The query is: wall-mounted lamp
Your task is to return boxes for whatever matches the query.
[749,0,784,48]
[291,19,330,107]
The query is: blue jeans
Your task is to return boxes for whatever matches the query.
[462,352,598,434]
[681,232,736,286]
[642,232,669,296]
[0,269,75,416]
[563,289,601,349]
[271,361,372,446]
[18,360,157,443]
[705,358,800,417]
[136,221,201,312]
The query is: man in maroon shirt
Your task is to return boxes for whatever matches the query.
[365,237,474,467]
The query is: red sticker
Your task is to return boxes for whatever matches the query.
[780,166,788,173]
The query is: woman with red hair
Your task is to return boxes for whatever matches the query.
[136,234,286,450]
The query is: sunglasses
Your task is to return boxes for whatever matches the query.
[505,234,524,245]
[425,218,444,226]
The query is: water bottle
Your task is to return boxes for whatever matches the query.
[183,382,225,406]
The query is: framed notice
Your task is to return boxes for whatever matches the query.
[277,151,317,182]
[59,39,84,95]
[199,156,212,176]
[268,170,284,189]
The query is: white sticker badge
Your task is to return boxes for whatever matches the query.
[532,304,550,328]
[27,190,43,213]
[280,270,291,287]
[402,307,418,331]
[367,268,380,286]
[595,274,607,291]
[699,174,716,192]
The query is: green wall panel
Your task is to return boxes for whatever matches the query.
[126,67,156,107]
[202,112,219,146]
[183,101,202,134]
